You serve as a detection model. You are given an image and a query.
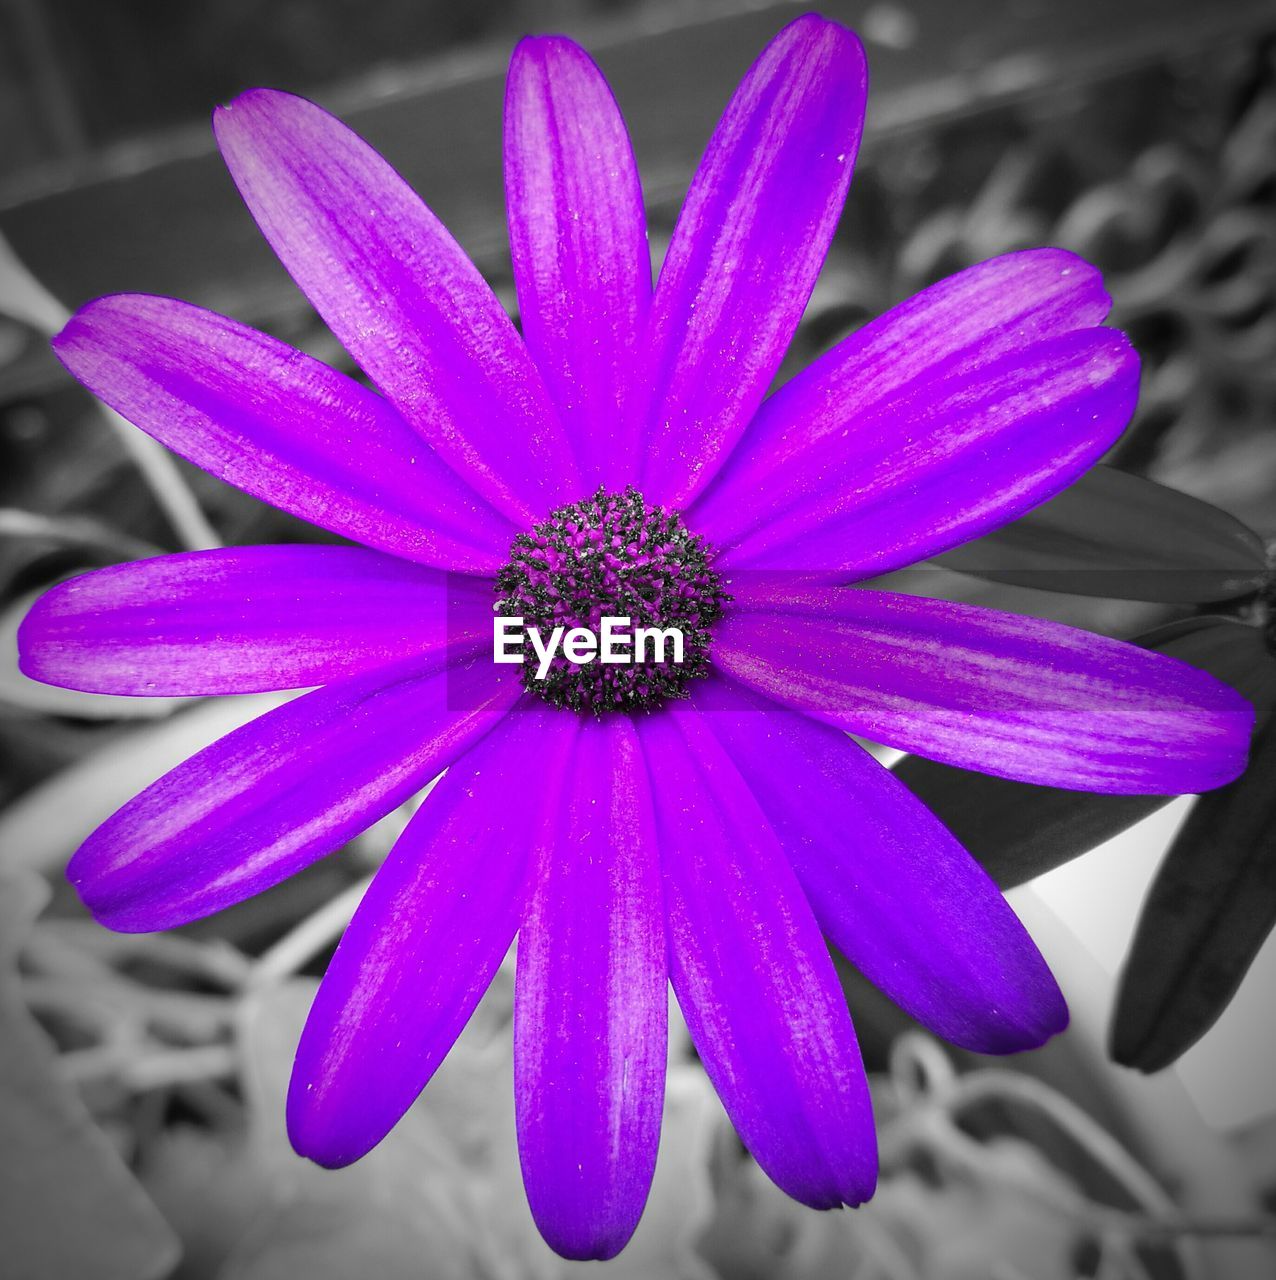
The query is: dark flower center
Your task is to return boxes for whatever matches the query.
[495,487,729,713]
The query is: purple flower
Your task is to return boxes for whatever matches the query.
[18,14,1252,1261]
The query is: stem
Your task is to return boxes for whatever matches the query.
[22,975,234,1040]
[98,405,223,552]
[0,229,221,552]
[247,874,374,988]
[875,1036,1276,1274]
[62,1043,239,1090]
[954,1070,1180,1219]
[1128,1217,1276,1241]
[0,508,161,560]
[36,920,252,990]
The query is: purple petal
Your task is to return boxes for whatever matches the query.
[214,89,580,522]
[714,588,1253,794]
[505,37,651,491]
[515,714,665,1260]
[695,677,1067,1052]
[67,658,520,932]
[691,248,1112,550]
[52,295,513,572]
[19,547,492,696]
[289,701,576,1168]
[706,328,1139,577]
[637,703,876,1208]
[633,15,866,508]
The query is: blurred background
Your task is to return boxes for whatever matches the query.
[2,1,1276,1278]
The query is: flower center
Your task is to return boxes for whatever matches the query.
[495,487,729,713]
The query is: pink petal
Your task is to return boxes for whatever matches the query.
[214,89,581,523]
[68,657,520,932]
[20,546,491,696]
[691,248,1113,551]
[633,15,867,508]
[515,714,665,1260]
[715,588,1253,794]
[288,701,576,1167]
[505,37,651,491]
[696,677,1067,1052]
[637,703,876,1208]
[53,295,513,572]
[710,328,1139,577]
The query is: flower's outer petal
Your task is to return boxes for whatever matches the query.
[715,588,1253,794]
[706,329,1139,577]
[19,547,493,696]
[214,90,580,523]
[67,657,520,932]
[515,714,665,1260]
[890,618,1276,890]
[505,37,651,491]
[691,248,1112,547]
[695,677,1067,1052]
[289,702,576,1168]
[52,295,514,572]
[634,15,867,508]
[637,704,876,1209]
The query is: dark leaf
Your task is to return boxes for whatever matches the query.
[1111,715,1276,1072]
[891,766,1168,890]
[893,617,1276,888]
[0,874,180,1280]
[934,465,1268,602]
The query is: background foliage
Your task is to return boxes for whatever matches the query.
[2,1,1275,1277]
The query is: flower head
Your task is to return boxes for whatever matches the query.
[494,485,729,712]
[18,12,1253,1262]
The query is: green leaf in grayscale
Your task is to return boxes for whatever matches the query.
[1111,717,1276,1072]
[935,465,1268,602]
[893,617,1275,888]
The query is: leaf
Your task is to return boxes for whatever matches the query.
[1111,714,1276,1072]
[934,464,1268,602]
[893,617,1276,888]
[605,1066,719,1280]
[0,691,292,875]
[0,873,180,1280]
[428,977,720,1280]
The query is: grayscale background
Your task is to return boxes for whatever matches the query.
[2,2,1275,1278]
